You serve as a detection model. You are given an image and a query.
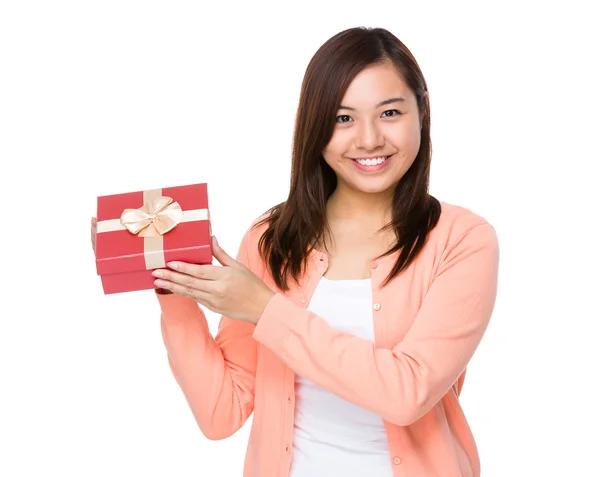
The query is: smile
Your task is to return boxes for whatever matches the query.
[350,155,392,172]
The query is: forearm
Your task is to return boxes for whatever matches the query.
[253,223,499,426]
[157,292,255,439]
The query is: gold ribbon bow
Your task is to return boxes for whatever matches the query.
[120,196,183,237]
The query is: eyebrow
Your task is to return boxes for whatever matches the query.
[338,96,406,111]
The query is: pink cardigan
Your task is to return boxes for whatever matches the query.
[156,201,500,476]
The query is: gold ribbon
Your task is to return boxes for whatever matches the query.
[120,195,183,237]
[97,188,209,270]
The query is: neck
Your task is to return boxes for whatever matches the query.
[326,182,394,226]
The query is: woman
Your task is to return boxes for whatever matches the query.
[93,27,499,477]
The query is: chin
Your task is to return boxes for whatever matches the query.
[350,179,398,195]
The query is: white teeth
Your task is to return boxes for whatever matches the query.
[355,156,387,166]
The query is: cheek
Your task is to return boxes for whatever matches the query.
[410,120,422,150]
[322,133,348,167]
[390,120,421,155]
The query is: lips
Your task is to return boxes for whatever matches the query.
[350,154,392,172]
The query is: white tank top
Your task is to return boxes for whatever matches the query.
[289,276,394,477]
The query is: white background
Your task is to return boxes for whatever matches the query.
[1,1,599,476]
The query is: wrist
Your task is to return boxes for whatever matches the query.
[251,289,275,325]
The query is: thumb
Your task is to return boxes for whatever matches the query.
[211,235,237,267]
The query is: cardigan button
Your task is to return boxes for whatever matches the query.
[393,457,402,465]
[373,303,381,311]
[370,261,378,269]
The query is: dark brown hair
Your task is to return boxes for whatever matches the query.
[255,26,441,290]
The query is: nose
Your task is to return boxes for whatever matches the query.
[354,120,384,151]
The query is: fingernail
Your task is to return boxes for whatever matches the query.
[154,279,166,287]
[152,270,163,278]
[167,262,179,270]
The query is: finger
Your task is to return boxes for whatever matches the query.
[154,277,212,303]
[165,262,223,280]
[211,235,237,267]
[152,269,216,292]
[91,218,97,253]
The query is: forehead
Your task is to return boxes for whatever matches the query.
[341,62,413,105]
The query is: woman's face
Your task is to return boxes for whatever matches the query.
[322,61,422,196]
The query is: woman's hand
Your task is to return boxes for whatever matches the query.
[91,217,97,255]
[151,236,275,325]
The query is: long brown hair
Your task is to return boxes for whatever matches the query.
[255,26,441,290]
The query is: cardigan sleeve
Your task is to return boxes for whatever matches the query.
[252,222,500,426]
[157,228,258,440]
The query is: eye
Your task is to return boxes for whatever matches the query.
[335,115,353,123]
[381,109,402,118]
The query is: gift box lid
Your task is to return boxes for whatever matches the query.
[95,183,212,276]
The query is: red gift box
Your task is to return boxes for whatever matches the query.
[95,183,212,294]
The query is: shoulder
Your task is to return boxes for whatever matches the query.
[437,200,496,232]
[236,210,275,273]
[244,210,273,244]
[431,200,499,251]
